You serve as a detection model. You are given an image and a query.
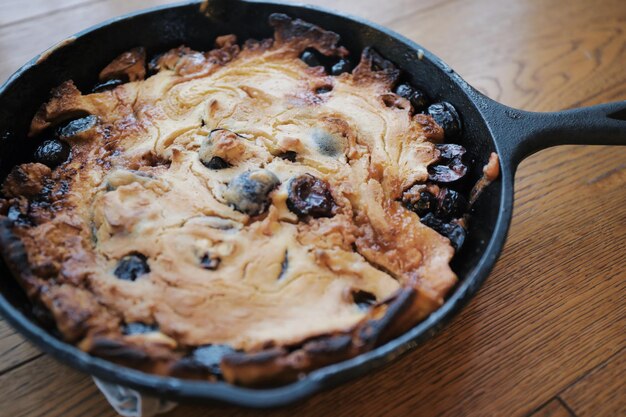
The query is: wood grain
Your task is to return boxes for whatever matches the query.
[561,350,626,417]
[0,0,96,27]
[530,399,575,417]
[0,0,624,416]
[0,318,42,375]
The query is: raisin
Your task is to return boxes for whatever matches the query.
[122,322,158,335]
[300,49,323,67]
[287,174,336,219]
[420,213,466,250]
[330,59,352,75]
[56,115,98,140]
[223,170,280,216]
[200,252,220,270]
[352,290,377,310]
[427,102,462,138]
[202,156,230,170]
[33,139,71,168]
[277,151,297,162]
[114,253,150,281]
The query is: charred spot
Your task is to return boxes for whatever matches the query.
[89,337,150,362]
[357,288,415,347]
[303,334,352,355]
[220,347,285,368]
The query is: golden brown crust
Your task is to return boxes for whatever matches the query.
[1,13,462,386]
[99,47,146,82]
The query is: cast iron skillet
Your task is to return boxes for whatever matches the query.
[0,0,624,408]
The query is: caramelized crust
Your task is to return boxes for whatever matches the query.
[0,14,458,386]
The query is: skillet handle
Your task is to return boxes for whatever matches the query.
[488,100,626,167]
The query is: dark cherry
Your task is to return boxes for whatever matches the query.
[404,190,437,217]
[352,290,377,310]
[427,102,462,138]
[428,159,468,183]
[114,253,150,281]
[122,322,158,335]
[56,115,98,140]
[200,252,220,270]
[394,83,430,112]
[436,143,466,160]
[436,188,468,220]
[428,143,468,183]
[202,156,230,170]
[277,151,297,162]
[191,344,236,375]
[223,170,280,216]
[300,49,323,67]
[33,139,71,168]
[92,79,124,93]
[287,174,336,219]
[420,213,466,250]
[330,59,352,75]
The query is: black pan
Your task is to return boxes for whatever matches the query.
[0,0,624,408]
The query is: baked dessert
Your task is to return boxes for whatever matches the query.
[0,14,494,386]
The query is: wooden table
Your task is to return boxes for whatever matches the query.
[0,0,624,416]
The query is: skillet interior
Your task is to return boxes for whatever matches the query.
[0,0,509,405]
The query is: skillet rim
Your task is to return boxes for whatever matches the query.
[0,0,514,407]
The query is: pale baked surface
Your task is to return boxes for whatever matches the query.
[0,14,456,385]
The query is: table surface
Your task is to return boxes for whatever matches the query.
[0,0,624,416]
